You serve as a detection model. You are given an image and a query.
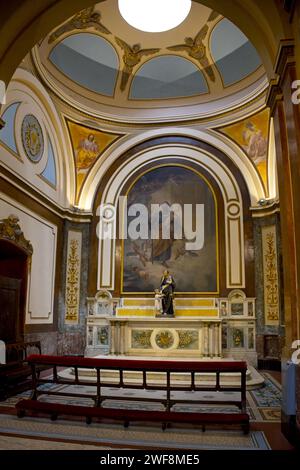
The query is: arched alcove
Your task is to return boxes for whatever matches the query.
[120,164,218,294]
[0,215,33,343]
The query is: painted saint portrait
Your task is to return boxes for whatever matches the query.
[67,120,122,203]
[122,166,218,293]
[220,108,270,191]
[76,133,99,170]
[242,121,268,182]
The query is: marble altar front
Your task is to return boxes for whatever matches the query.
[85,291,257,365]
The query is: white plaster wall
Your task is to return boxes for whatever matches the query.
[0,193,57,324]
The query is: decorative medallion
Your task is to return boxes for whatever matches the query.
[155,330,174,349]
[21,114,44,163]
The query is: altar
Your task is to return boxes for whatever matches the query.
[85,291,257,364]
[110,297,221,357]
[109,317,222,358]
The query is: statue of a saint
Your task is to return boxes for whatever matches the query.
[160,270,176,316]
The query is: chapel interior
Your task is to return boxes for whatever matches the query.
[0,0,300,452]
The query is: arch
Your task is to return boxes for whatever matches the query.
[80,128,265,211]
[40,135,57,188]
[49,32,119,96]
[0,214,33,343]
[2,68,71,206]
[130,55,208,100]
[95,145,246,293]
[210,18,262,87]
[0,102,21,153]
[0,0,289,93]
[120,164,219,294]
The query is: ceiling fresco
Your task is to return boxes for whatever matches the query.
[36,0,265,108]
[66,119,123,202]
[218,108,270,193]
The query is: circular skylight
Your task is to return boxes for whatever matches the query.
[118,0,192,33]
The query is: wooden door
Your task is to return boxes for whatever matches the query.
[0,276,21,343]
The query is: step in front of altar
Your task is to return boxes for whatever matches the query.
[59,358,264,390]
[117,298,219,318]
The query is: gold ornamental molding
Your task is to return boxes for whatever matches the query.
[48,7,110,44]
[262,225,280,326]
[65,230,82,324]
[0,214,33,256]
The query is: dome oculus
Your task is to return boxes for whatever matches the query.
[118,0,192,33]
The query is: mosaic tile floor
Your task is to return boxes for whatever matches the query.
[0,372,281,423]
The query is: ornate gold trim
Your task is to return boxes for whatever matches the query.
[0,214,33,255]
[65,231,82,324]
[262,225,280,325]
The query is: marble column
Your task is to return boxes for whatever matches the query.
[120,321,126,355]
[208,324,213,357]
[199,324,204,357]
[110,321,116,354]
[203,323,209,357]
[214,323,220,357]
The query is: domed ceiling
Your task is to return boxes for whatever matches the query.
[32,0,267,122]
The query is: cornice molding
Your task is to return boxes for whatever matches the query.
[266,78,283,115]
[273,40,295,79]
[0,166,92,223]
[250,200,280,218]
[266,40,295,114]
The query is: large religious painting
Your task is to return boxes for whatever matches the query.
[219,108,270,193]
[66,120,122,203]
[121,165,218,293]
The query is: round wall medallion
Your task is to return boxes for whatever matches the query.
[155,330,174,349]
[227,203,240,216]
[21,114,44,163]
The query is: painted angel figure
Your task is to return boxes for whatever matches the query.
[48,7,110,43]
[167,24,215,82]
[115,37,160,91]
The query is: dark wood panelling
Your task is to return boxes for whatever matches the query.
[272,65,300,347]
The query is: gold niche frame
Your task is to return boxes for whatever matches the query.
[119,163,220,295]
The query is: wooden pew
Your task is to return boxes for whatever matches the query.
[0,341,42,400]
[15,355,250,434]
